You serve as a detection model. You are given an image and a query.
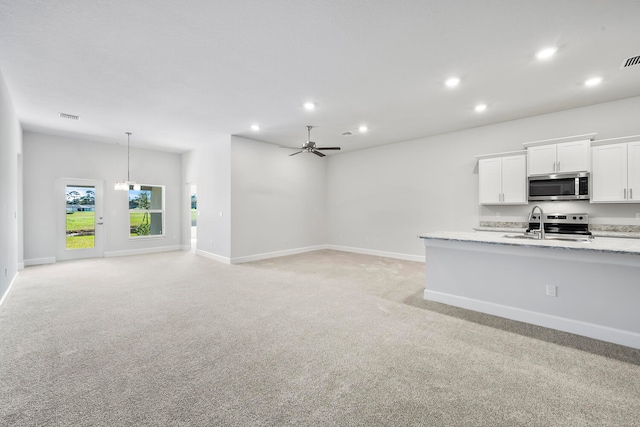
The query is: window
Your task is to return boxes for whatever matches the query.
[129,185,164,237]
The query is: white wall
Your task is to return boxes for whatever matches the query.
[327,96,640,259]
[23,132,182,263]
[0,69,22,302]
[230,136,326,262]
[182,134,232,261]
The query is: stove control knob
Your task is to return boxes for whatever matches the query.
[573,216,577,220]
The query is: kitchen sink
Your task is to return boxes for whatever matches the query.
[502,233,592,243]
[502,234,540,240]
[543,236,593,243]
[502,233,540,240]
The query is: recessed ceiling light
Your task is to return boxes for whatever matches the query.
[536,47,557,60]
[584,77,602,87]
[445,77,460,88]
[475,104,487,112]
[358,125,368,133]
[303,102,315,111]
[251,124,260,131]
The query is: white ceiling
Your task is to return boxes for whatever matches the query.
[1,0,639,153]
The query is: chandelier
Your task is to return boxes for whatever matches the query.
[114,132,141,191]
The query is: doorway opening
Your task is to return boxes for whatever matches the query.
[190,184,197,245]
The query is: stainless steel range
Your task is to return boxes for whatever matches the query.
[527,212,592,238]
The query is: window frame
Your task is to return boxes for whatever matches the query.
[128,184,166,239]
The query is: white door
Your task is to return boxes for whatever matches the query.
[591,144,627,203]
[478,157,502,204]
[528,145,557,175]
[627,141,640,202]
[57,178,105,261]
[501,155,527,204]
[557,140,590,173]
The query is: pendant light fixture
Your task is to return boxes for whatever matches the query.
[114,132,141,191]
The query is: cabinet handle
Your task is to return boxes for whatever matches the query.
[553,161,556,172]
[556,161,560,171]
[631,188,633,200]
[624,188,627,199]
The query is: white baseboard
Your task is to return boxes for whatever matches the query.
[24,257,56,266]
[327,245,425,263]
[0,271,19,309]
[104,245,183,258]
[423,289,640,350]
[196,249,231,264]
[181,244,191,251]
[230,245,328,264]
[18,262,24,270]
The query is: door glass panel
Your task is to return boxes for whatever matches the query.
[66,185,96,249]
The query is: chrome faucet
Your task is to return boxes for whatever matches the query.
[529,205,545,239]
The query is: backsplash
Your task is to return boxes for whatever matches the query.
[479,221,527,229]
[590,224,640,233]
[479,221,640,233]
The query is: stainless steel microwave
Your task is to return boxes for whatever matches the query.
[528,172,590,201]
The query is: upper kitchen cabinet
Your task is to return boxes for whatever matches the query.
[523,133,596,176]
[476,151,527,205]
[591,136,640,203]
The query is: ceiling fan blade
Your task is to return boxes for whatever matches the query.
[312,150,326,157]
[289,151,303,156]
[316,147,341,150]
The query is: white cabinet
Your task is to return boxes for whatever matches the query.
[527,140,590,175]
[478,152,527,205]
[592,140,640,203]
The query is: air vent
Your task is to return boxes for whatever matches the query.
[59,112,79,120]
[341,131,354,137]
[620,55,640,69]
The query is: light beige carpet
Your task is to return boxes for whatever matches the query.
[1,249,639,426]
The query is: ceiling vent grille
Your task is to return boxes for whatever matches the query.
[620,55,640,69]
[59,112,79,120]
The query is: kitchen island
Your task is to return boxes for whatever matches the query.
[419,231,640,349]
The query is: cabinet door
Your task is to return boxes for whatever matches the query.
[557,140,590,173]
[591,143,628,202]
[627,141,640,202]
[478,158,502,204]
[501,155,527,204]
[528,145,556,175]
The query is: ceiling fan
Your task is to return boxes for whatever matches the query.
[287,125,341,157]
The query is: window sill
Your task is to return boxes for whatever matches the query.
[129,235,165,240]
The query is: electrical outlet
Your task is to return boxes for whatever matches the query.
[546,285,557,297]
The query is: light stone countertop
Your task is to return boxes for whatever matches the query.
[474,226,640,239]
[420,230,640,256]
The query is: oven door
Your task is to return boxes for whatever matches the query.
[528,174,585,201]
